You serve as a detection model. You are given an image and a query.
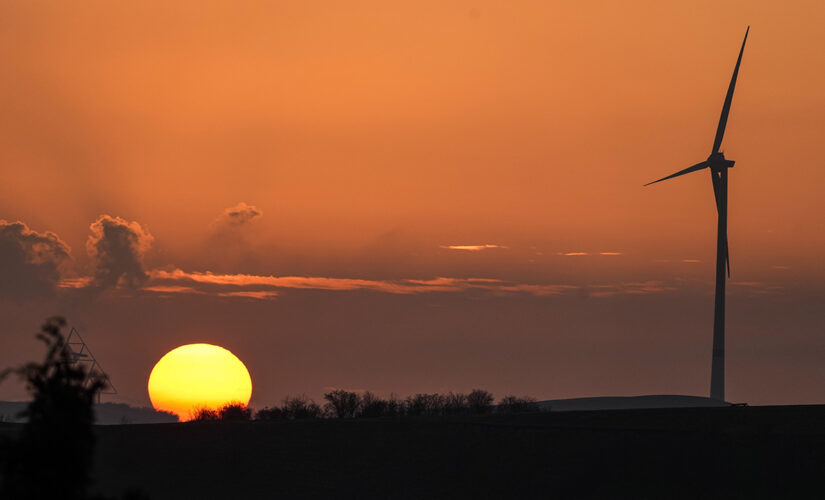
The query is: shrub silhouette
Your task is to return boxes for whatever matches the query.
[255,406,285,421]
[384,393,403,417]
[255,388,538,420]
[283,395,322,420]
[255,396,320,421]
[323,389,360,418]
[467,389,494,414]
[189,407,220,422]
[404,393,444,416]
[356,391,388,418]
[442,392,469,415]
[498,395,540,413]
[219,402,252,421]
[0,317,107,500]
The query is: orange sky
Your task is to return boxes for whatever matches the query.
[1,1,824,407]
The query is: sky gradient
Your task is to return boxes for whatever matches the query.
[1,1,824,408]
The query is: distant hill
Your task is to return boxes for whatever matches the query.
[536,394,731,411]
[0,401,178,425]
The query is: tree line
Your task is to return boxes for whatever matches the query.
[192,389,540,422]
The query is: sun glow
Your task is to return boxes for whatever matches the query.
[147,344,252,421]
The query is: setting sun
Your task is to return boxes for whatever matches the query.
[147,344,252,421]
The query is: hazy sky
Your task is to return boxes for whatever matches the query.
[1,1,823,407]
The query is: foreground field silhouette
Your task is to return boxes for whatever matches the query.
[2,404,822,499]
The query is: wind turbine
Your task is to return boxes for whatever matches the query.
[645,27,749,402]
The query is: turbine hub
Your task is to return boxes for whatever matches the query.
[708,152,735,172]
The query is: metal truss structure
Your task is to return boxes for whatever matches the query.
[63,327,117,403]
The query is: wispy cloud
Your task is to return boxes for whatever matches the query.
[729,281,784,295]
[143,285,202,294]
[217,290,280,299]
[149,269,433,295]
[440,244,507,251]
[58,268,678,300]
[681,259,701,263]
[57,277,92,289]
[559,251,623,257]
[406,277,502,286]
[588,281,677,297]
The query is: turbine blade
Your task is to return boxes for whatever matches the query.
[710,170,722,212]
[709,172,731,277]
[644,161,708,186]
[711,27,749,154]
[726,235,731,278]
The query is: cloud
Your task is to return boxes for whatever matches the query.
[148,269,448,295]
[729,281,783,295]
[143,285,201,294]
[0,220,71,299]
[141,269,676,300]
[216,290,280,299]
[440,244,507,251]
[558,251,622,257]
[216,202,262,227]
[588,281,676,298]
[86,215,153,289]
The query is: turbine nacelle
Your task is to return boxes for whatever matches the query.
[708,151,735,172]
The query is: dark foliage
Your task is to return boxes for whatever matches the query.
[356,391,387,418]
[0,317,107,500]
[256,396,322,421]
[404,393,444,416]
[267,389,511,420]
[497,395,540,413]
[255,389,540,422]
[189,407,220,422]
[255,406,285,421]
[323,389,360,418]
[442,392,470,415]
[219,402,252,422]
[466,389,494,414]
[282,395,322,420]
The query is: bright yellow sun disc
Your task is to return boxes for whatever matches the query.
[148,343,252,421]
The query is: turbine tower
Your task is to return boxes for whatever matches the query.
[645,27,749,402]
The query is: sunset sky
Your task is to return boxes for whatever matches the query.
[1,1,823,408]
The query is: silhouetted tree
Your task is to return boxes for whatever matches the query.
[323,389,360,418]
[219,402,252,422]
[0,317,107,500]
[405,393,444,416]
[189,407,220,421]
[281,395,321,420]
[384,393,403,417]
[357,391,388,418]
[467,389,494,414]
[443,392,469,415]
[497,395,540,413]
[255,406,285,421]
